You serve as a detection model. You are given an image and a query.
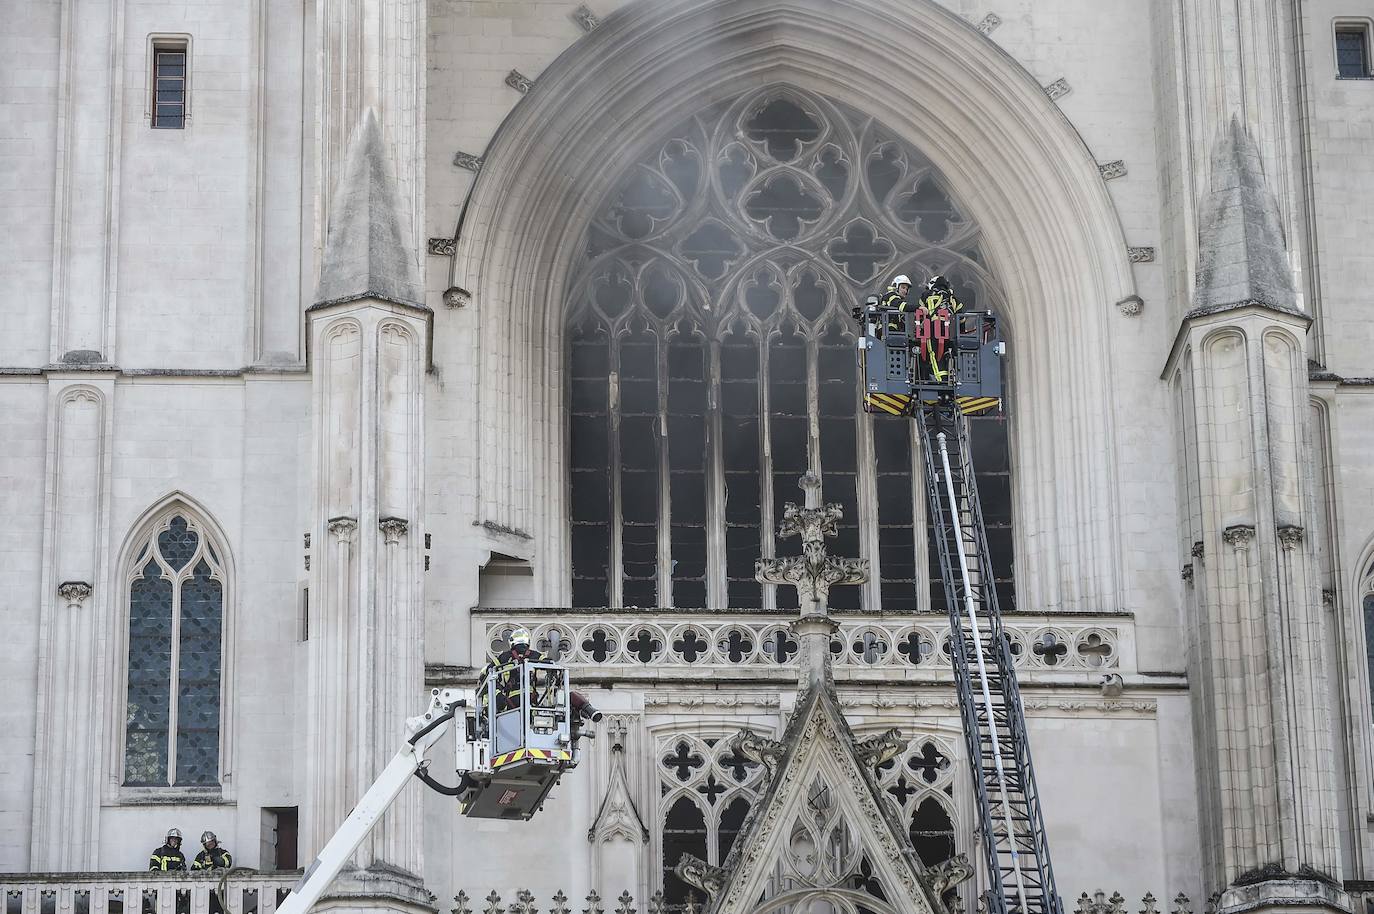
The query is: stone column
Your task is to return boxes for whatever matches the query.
[30,378,115,869]
[1167,120,1346,914]
[306,111,430,914]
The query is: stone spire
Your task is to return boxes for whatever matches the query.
[1193,116,1298,315]
[314,108,424,309]
[754,473,868,687]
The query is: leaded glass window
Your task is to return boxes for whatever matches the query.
[567,87,1014,609]
[1337,27,1372,78]
[123,513,226,786]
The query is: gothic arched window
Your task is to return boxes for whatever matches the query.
[872,735,961,867]
[567,87,1014,610]
[122,512,227,786]
[657,734,766,904]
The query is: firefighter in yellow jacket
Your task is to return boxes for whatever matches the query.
[910,275,964,383]
[148,828,187,871]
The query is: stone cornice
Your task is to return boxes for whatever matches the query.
[1161,300,1313,380]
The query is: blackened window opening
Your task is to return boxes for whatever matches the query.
[1337,28,1371,78]
[152,47,187,129]
[567,87,1015,610]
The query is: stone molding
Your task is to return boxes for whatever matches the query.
[1277,524,1304,549]
[1116,295,1143,316]
[974,12,1002,34]
[1044,77,1072,100]
[1128,246,1156,263]
[571,4,600,32]
[451,151,483,172]
[427,237,456,257]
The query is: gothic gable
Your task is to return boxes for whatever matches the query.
[690,686,947,914]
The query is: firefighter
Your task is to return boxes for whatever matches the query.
[149,828,187,871]
[882,274,913,332]
[482,628,602,721]
[192,831,232,870]
[912,275,964,383]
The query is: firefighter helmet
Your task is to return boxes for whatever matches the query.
[166,828,182,841]
[925,275,952,292]
[890,274,912,289]
[509,627,532,649]
[201,831,217,846]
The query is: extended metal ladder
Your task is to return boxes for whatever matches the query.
[917,401,1062,914]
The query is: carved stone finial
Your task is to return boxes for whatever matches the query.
[729,729,786,780]
[57,581,92,608]
[328,516,359,543]
[1277,524,1304,549]
[1222,524,1256,548]
[453,891,473,914]
[920,853,975,902]
[549,893,570,914]
[674,853,727,899]
[1141,893,1159,914]
[755,476,869,609]
[379,516,409,544]
[483,891,503,914]
[614,891,635,914]
[854,727,905,768]
[582,891,604,914]
[1171,893,1193,914]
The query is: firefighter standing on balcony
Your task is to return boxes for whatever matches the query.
[149,828,187,871]
[192,831,232,870]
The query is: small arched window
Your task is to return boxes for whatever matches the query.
[122,512,227,786]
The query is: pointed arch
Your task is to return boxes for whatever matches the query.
[108,492,236,793]
[446,0,1136,610]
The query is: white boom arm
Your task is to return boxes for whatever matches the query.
[275,688,478,914]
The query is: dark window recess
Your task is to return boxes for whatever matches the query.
[1337,28,1372,78]
[261,807,298,871]
[717,797,751,862]
[909,796,957,867]
[152,47,187,129]
[663,798,709,906]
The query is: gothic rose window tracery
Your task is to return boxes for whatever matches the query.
[567,86,1015,610]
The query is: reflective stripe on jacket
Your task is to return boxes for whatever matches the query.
[193,848,232,870]
[149,845,186,871]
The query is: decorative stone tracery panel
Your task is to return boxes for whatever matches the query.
[565,86,1014,613]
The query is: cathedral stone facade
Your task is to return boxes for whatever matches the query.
[2,1,1373,914]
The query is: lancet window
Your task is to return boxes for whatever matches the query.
[567,86,1014,610]
[122,512,226,787]
[657,733,766,905]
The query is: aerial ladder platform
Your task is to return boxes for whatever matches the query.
[857,279,1063,914]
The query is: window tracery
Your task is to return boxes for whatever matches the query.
[657,733,766,905]
[567,86,1014,610]
[122,512,226,786]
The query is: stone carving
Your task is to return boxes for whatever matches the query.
[1128,246,1156,263]
[975,13,1002,34]
[1321,589,1334,609]
[1076,890,1127,914]
[1171,893,1192,914]
[57,581,92,608]
[509,889,538,914]
[729,729,786,780]
[453,891,473,914]
[1099,160,1128,180]
[483,891,503,914]
[588,718,649,844]
[484,617,1122,670]
[1222,524,1255,547]
[571,4,600,31]
[614,891,635,914]
[452,151,483,172]
[755,474,868,608]
[1140,893,1159,914]
[549,892,570,914]
[673,853,727,898]
[1044,77,1072,100]
[1100,672,1124,698]
[582,891,603,914]
[854,727,905,768]
[328,516,359,543]
[1277,524,1304,548]
[428,237,456,257]
[1181,563,1193,584]
[920,853,975,900]
[505,70,534,94]
[379,516,408,544]
[444,286,472,309]
[1191,541,1205,560]
[1115,295,1143,316]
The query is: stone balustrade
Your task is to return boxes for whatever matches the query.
[1,873,298,914]
[469,608,1133,680]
